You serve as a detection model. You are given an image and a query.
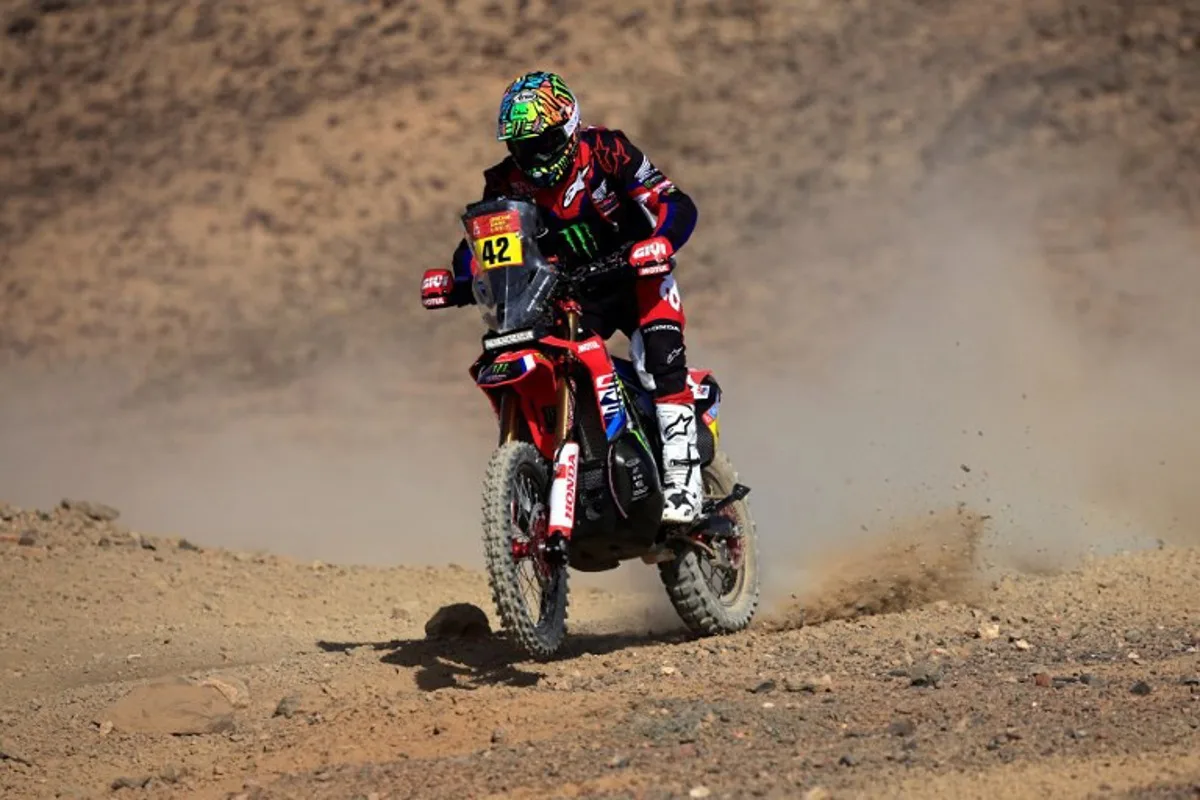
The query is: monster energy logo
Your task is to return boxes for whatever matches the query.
[561,223,598,258]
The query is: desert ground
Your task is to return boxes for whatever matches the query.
[3,1,1200,798]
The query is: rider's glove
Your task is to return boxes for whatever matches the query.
[421,268,455,309]
[627,236,674,278]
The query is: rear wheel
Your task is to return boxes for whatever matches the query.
[658,450,760,635]
[481,441,569,660]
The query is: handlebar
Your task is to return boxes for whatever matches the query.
[556,249,629,284]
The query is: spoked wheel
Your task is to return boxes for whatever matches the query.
[481,441,569,660]
[659,450,761,635]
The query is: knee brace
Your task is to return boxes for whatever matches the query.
[630,320,688,400]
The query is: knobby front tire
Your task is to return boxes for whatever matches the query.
[480,441,570,660]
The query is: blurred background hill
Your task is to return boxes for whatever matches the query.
[2,0,1197,405]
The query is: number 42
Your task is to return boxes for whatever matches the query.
[479,235,514,267]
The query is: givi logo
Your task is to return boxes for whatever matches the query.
[631,239,668,262]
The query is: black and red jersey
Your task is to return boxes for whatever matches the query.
[448,126,698,302]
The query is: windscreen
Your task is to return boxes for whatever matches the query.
[461,198,557,334]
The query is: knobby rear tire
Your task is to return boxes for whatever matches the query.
[481,440,569,660]
[658,450,761,636]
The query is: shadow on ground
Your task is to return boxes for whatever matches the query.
[316,628,694,691]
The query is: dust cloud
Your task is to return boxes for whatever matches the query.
[2,165,1197,627]
[705,164,1200,618]
[0,356,498,568]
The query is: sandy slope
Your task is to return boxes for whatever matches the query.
[2,0,1198,395]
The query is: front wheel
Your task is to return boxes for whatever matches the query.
[481,441,569,660]
[658,450,761,635]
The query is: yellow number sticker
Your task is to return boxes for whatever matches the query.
[473,232,523,270]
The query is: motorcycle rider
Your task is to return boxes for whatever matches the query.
[421,70,704,524]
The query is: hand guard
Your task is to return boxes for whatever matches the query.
[628,236,674,278]
[421,268,455,309]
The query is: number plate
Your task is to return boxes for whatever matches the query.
[467,210,524,271]
[473,231,523,270]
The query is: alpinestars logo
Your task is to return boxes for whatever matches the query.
[661,411,693,442]
[562,164,590,208]
[561,223,598,258]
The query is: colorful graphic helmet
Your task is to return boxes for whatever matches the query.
[496,71,581,189]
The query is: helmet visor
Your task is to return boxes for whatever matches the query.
[506,127,570,173]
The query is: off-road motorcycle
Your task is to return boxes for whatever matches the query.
[458,197,760,659]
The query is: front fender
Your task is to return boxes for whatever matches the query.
[471,350,560,457]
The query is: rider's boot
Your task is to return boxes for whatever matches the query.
[656,401,704,525]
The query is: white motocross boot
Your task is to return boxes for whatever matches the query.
[656,402,704,525]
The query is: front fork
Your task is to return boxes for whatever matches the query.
[499,308,581,565]
[498,394,519,444]
[546,306,581,544]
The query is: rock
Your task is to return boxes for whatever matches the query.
[909,662,943,687]
[111,775,152,791]
[178,538,201,552]
[1029,665,1052,687]
[490,727,506,744]
[159,764,185,784]
[689,787,712,799]
[424,603,491,639]
[104,678,235,735]
[839,753,858,767]
[1180,676,1200,687]
[1130,680,1153,696]
[274,693,303,719]
[0,739,34,766]
[17,531,38,547]
[749,680,776,694]
[888,719,916,737]
[199,676,251,709]
[60,499,120,522]
[1012,638,1033,651]
[977,623,1001,641]
[786,674,833,693]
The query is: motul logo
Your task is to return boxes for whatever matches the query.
[636,263,672,277]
